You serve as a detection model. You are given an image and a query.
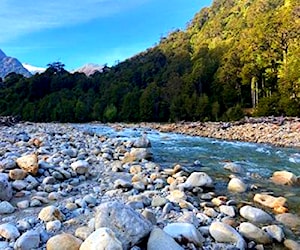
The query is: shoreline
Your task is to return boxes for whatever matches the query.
[127,117,300,148]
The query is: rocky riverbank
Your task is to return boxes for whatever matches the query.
[137,117,300,148]
[0,122,300,249]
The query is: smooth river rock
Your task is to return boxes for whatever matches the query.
[209,221,246,249]
[239,222,272,244]
[227,177,247,193]
[275,213,300,229]
[163,222,204,246]
[46,233,82,250]
[182,172,213,189]
[271,170,298,186]
[0,223,20,240]
[0,201,15,214]
[94,201,153,249]
[148,227,184,250]
[15,230,41,250]
[240,205,273,224]
[38,205,65,222]
[80,227,122,250]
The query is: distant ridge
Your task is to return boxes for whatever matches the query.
[74,63,104,76]
[22,63,46,74]
[0,49,32,78]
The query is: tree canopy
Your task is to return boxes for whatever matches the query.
[0,0,299,122]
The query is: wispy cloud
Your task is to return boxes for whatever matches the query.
[0,0,148,43]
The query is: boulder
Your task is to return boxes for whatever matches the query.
[182,172,213,189]
[16,154,39,175]
[80,227,122,250]
[46,233,82,250]
[275,213,300,230]
[262,225,284,242]
[0,173,13,201]
[0,223,20,240]
[163,223,204,247]
[0,201,15,214]
[71,160,89,175]
[240,205,273,224]
[148,227,184,250]
[223,162,244,173]
[271,170,298,186]
[15,230,40,250]
[209,221,246,249]
[94,201,153,249]
[227,177,247,193]
[254,193,287,212]
[239,222,272,244]
[133,134,151,148]
[123,148,153,162]
[38,205,65,222]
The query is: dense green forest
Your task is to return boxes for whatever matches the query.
[0,0,299,122]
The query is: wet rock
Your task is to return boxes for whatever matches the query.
[227,177,247,193]
[148,227,184,250]
[262,225,284,242]
[71,160,89,175]
[9,169,27,180]
[240,205,273,224]
[209,221,246,249]
[46,233,82,250]
[239,222,272,244]
[271,170,298,186]
[182,172,213,189]
[16,154,39,175]
[133,134,151,148]
[275,213,300,229]
[38,205,65,222]
[80,227,122,250]
[15,230,40,250]
[163,222,204,247]
[94,201,153,249]
[0,201,15,214]
[254,193,287,213]
[223,162,244,173]
[0,173,13,201]
[0,223,20,240]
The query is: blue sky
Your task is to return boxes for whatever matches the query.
[0,0,212,71]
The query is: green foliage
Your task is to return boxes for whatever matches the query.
[0,0,298,122]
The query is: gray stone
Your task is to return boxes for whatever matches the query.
[0,223,20,240]
[182,172,213,189]
[163,222,204,247]
[151,196,168,207]
[42,176,56,185]
[15,230,40,250]
[0,173,13,201]
[284,239,300,250]
[17,200,30,209]
[94,201,153,249]
[75,226,93,241]
[0,201,15,214]
[223,162,244,173]
[46,220,62,232]
[219,205,236,217]
[0,158,17,170]
[133,135,151,148]
[209,221,246,250]
[12,180,28,191]
[262,225,284,242]
[148,227,184,250]
[275,213,300,229]
[239,222,272,244]
[80,227,122,250]
[240,205,273,224]
[71,160,89,174]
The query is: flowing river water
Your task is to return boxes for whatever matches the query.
[77,124,300,215]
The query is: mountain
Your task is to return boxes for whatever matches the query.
[73,63,104,76]
[22,63,46,74]
[0,49,32,78]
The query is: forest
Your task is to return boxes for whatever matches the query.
[0,0,299,123]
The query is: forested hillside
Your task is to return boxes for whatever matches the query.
[0,0,299,122]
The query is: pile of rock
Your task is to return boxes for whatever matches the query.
[0,123,299,249]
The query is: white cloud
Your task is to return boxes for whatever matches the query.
[0,0,149,42]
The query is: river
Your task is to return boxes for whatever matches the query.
[76,124,300,214]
